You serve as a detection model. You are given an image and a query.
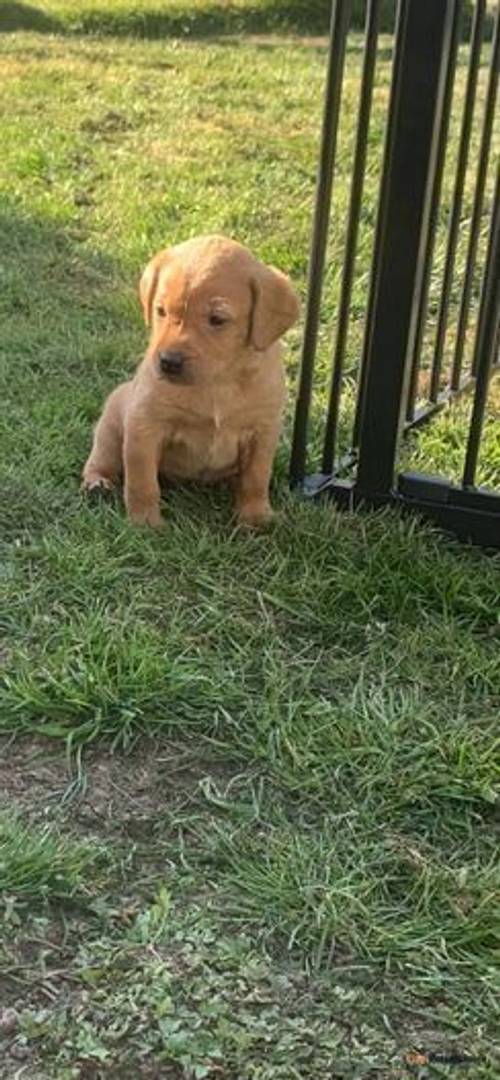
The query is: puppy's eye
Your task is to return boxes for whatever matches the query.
[209,313,227,328]
[156,304,166,318]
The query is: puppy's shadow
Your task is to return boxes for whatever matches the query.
[162,478,234,524]
[83,475,234,521]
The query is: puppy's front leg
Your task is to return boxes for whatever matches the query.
[235,431,279,528]
[124,418,164,527]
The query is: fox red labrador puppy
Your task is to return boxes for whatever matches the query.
[82,235,299,526]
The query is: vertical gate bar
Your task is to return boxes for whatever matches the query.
[405,0,462,422]
[355,0,458,498]
[451,2,500,389]
[462,161,500,487]
[321,0,381,475]
[289,0,352,486]
[430,0,486,402]
[352,0,408,449]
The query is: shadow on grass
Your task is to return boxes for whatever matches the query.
[0,198,139,535]
[0,200,130,372]
[0,0,487,42]
[1,1,332,38]
[0,2,60,32]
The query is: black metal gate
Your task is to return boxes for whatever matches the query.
[290,0,500,548]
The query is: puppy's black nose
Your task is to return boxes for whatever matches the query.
[158,350,185,377]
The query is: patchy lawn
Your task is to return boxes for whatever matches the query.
[0,3,499,1077]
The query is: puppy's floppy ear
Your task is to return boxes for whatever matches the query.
[139,249,171,326]
[250,263,300,351]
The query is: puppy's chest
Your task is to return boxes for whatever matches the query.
[160,414,241,480]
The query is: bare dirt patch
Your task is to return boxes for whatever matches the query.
[0,734,234,842]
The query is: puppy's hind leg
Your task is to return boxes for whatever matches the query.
[82,382,130,495]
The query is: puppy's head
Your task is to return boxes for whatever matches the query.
[139,235,299,384]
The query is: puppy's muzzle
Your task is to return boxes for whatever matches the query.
[158,350,186,378]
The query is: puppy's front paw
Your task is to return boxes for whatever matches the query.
[237,502,276,529]
[127,504,165,528]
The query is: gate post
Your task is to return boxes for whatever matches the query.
[355,0,458,497]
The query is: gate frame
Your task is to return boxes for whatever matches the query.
[290,0,500,549]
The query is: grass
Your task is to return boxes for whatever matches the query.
[0,812,100,898]
[1,3,500,1077]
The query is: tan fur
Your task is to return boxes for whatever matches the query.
[82,235,299,527]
